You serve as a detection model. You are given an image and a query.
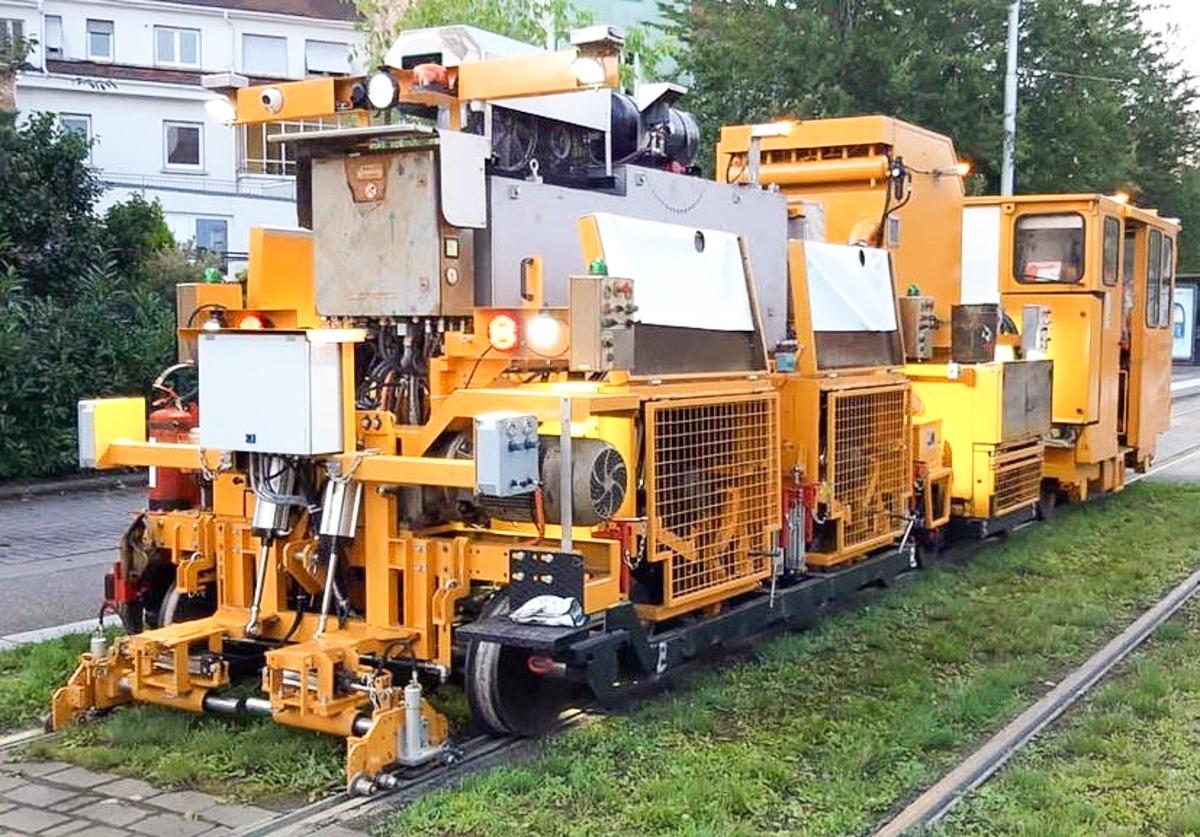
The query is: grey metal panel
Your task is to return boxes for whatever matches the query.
[312,151,441,316]
[485,166,790,346]
[1001,359,1053,441]
[437,130,489,229]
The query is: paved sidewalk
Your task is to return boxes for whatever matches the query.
[0,758,275,836]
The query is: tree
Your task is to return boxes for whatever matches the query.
[661,0,1200,269]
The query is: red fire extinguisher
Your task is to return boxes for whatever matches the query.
[148,363,200,511]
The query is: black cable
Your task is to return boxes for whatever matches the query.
[463,345,496,389]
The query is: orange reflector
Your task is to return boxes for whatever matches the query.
[487,313,518,351]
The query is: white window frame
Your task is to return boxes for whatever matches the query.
[239,117,348,177]
[60,112,92,161]
[163,120,203,172]
[43,15,63,57]
[242,33,288,77]
[1,18,24,47]
[154,26,200,68]
[304,39,350,76]
[86,19,113,62]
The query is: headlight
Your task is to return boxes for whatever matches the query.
[525,314,562,352]
[203,96,237,124]
[570,56,606,87]
[367,72,397,109]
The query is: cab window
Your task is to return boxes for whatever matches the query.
[1146,230,1162,327]
[1102,216,1121,286]
[1158,237,1174,328]
[1015,213,1085,284]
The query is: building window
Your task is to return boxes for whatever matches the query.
[164,121,202,170]
[0,18,23,49]
[87,19,113,61]
[304,40,350,75]
[242,33,287,77]
[240,118,344,176]
[60,113,91,160]
[195,218,228,269]
[155,26,199,68]
[44,15,62,57]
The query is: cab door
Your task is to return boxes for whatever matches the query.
[1126,226,1174,462]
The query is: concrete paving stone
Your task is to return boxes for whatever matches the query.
[49,794,101,813]
[3,782,79,807]
[144,790,219,815]
[128,812,211,837]
[198,803,273,829]
[70,798,149,827]
[91,777,158,802]
[0,804,70,833]
[39,822,89,837]
[69,828,129,837]
[11,762,73,778]
[44,767,113,789]
[0,774,23,792]
[197,827,233,837]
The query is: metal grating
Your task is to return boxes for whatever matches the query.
[646,393,780,610]
[993,442,1044,516]
[827,385,910,550]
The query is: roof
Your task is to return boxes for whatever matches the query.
[159,0,358,21]
[45,59,284,87]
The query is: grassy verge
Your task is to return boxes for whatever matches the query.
[935,600,1200,836]
[385,483,1200,837]
[0,633,96,733]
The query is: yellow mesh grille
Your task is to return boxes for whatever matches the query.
[827,386,910,549]
[993,442,1044,516]
[646,393,780,609]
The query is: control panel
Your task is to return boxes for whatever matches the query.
[898,295,937,361]
[474,412,539,498]
[569,275,636,372]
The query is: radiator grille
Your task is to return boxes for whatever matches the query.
[646,393,780,609]
[992,442,1044,516]
[827,385,910,550]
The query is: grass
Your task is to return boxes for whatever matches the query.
[0,632,98,733]
[13,483,1200,816]
[934,600,1200,836]
[382,483,1200,837]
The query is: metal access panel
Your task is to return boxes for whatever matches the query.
[198,332,343,455]
[312,149,443,316]
[1000,359,1053,441]
[484,166,791,347]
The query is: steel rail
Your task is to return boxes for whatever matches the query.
[873,561,1200,836]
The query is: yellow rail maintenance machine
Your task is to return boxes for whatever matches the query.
[54,26,920,790]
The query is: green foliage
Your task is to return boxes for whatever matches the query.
[661,0,1200,269]
[0,263,176,478]
[0,632,94,732]
[386,483,1200,836]
[0,114,189,478]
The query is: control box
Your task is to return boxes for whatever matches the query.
[473,412,539,497]
[897,295,936,361]
[198,331,343,455]
[569,275,636,372]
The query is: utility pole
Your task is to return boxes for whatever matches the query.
[1001,0,1021,196]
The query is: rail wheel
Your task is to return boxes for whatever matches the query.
[157,584,216,626]
[465,593,571,736]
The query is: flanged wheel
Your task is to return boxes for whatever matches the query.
[157,584,216,627]
[465,594,571,736]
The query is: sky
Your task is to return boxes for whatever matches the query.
[1142,0,1200,80]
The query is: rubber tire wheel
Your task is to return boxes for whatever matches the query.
[157,584,216,627]
[465,594,571,737]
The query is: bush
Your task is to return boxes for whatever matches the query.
[0,262,175,478]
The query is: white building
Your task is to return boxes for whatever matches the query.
[1,0,364,270]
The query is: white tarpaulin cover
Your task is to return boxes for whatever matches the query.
[804,242,898,332]
[587,213,756,332]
